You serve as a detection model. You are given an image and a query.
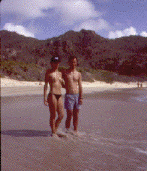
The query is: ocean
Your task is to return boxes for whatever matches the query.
[1,88,147,170]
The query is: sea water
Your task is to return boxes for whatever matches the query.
[69,89,147,170]
[1,89,147,171]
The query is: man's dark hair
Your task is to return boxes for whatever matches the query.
[68,56,78,63]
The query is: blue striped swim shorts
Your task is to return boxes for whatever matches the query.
[64,94,81,110]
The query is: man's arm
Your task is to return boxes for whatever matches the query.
[61,79,65,88]
[44,70,49,106]
[61,70,66,88]
[78,72,83,105]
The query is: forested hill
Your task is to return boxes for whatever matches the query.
[1,30,147,82]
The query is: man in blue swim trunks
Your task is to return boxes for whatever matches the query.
[62,56,83,134]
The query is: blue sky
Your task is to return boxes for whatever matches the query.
[1,0,147,40]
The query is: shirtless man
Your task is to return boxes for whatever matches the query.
[62,56,83,134]
[44,56,64,137]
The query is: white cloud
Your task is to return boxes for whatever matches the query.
[1,0,55,18]
[74,19,110,32]
[1,0,100,24]
[3,23,35,37]
[140,31,147,37]
[108,27,138,39]
[59,0,100,25]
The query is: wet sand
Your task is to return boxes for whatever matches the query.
[1,88,147,170]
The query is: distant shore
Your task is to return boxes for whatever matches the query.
[1,77,147,97]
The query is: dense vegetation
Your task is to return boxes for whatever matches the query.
[1,30,147,82]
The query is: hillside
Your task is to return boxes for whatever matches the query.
[1,30,147,82]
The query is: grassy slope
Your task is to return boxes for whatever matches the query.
[1,60,146,83]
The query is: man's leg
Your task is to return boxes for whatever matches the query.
[73,109,79,132]
[56,97,64,131]
[65,110,73,130]
[48,94,57,134]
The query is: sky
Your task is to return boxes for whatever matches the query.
[1,0,147,40]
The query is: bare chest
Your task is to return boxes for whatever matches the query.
[49,72,62,83]
[65,72,79,82]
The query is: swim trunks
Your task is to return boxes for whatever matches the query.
[64,94,81,110]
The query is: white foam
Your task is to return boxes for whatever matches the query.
[134,96,147,102]
[77,131,87,136]
[135,148,147,155]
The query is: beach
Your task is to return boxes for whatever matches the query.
[1,77,147,170]
[1,77,147,96]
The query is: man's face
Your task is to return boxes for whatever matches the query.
[51,61,60,69]
[69,58,77,68]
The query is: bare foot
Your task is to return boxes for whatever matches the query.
[65,128,70,133]
[72,131,79,137]
[52,133,59,139]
